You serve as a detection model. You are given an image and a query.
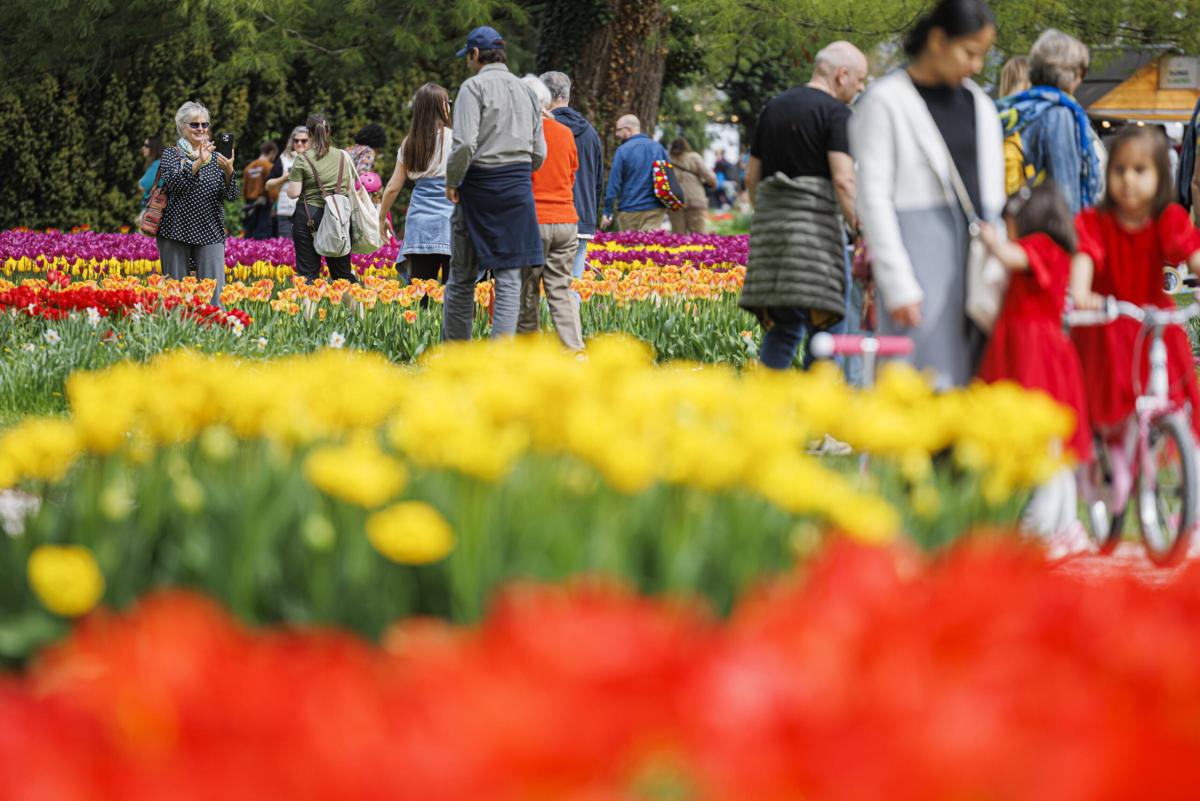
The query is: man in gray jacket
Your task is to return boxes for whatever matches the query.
[444,26,547,341]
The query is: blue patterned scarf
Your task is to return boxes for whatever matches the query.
[997,86,1103,208]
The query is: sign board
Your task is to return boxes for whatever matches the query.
[1160,56,1200,90]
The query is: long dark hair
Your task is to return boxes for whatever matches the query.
[402,84,451,174]
[903,0,995,58]
[1100,125,1175,220]
[669,137,692,158]
[306,112,333,158]
[143,136,164,169]
[1005,181,1076,253]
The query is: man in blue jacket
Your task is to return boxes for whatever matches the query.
[541,70,604,281]
[602,115,669,232]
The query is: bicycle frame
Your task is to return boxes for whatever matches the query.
[1068,296,1200,554]
[810,333,914,472]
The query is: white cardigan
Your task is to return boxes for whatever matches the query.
[850,70,1005,311]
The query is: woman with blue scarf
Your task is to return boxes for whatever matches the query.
[379,83,455,300]
[997,29,1104,214]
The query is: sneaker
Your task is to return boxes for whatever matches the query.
[807,434,853,456]
[1045,521,1093,560]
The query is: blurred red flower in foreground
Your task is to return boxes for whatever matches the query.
[3,538,1200,801]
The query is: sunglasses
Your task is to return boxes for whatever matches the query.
[293,137,309,143]
[188,121,211,130]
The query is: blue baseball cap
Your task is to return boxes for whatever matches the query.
[456,26,505,58]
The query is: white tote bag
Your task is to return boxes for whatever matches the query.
[344,152,383,255]
[943,159,1009,333]
[302,152,352,258]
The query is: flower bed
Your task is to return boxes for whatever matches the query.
[0,280,250,330]
[4,539,1199,800]
[0,337,1072,657]
[0,229,749,282]
[0,252,758,418]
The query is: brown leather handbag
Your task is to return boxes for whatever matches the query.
[137,149,172,236]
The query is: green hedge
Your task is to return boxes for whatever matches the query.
[0,34,429,232]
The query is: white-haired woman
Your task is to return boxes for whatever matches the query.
[997,29,1103,212]
[155,100,237,304]
[515,74,583,350]
[265,125,309,239]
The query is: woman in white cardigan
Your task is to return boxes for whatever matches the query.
[850,0,1003,389]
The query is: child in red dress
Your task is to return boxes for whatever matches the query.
[1071,126,1200,442]
[978,182,1095,545]
[979,182,1093,464]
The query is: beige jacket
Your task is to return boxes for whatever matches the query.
[672,151,716,208]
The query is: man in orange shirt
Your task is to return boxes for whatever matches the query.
[517,75,583,351]
[242,140,278,240]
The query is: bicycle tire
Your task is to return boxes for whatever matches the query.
[1082,438,1126,554]
[1137,413,1197,567]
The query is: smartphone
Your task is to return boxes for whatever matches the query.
[215,132,234,160]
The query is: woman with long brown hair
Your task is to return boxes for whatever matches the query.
[379,83,455,287]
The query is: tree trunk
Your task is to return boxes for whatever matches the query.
[539,0,670,158]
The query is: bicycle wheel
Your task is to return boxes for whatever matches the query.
[1137,413,1197,566]
[1081,437,1126,554]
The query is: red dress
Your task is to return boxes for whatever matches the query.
[1071,203,1200,438]
[979,233,1092,462]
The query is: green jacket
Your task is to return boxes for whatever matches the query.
[740,173,846,325]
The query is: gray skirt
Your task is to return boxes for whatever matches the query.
[878,204,983,390]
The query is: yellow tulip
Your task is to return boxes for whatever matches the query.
[366,501,455,564]
[27,545,105,617]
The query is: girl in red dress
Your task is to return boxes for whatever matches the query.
[978,182,1095,545]
[979,182,1093,464]
[1071,126,1200,444]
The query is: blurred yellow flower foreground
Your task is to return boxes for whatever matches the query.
[0,335,1073,546]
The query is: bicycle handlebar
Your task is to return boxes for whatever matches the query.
[1067,296,1200,328]
[809,333,914,359]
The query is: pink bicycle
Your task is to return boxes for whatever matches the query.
[1067,297,1200,566]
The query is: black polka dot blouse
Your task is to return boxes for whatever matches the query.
[156,146,240,245]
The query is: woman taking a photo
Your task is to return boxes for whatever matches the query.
[850,0,1003,389]
[379,83,455,288]
[286,113,357,283]
[155,101,238,305]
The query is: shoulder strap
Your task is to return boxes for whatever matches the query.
[150,151,169,190]
[943,150,980,224]
[339,150,354,194]
[900,72,981,224]
[302,152,330,199]
[300,152,326,229]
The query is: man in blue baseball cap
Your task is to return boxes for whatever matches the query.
[443,25,547,342]
[455,25,504,58]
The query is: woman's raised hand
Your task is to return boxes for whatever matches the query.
[216,148,235,178]
[193,141,215,172]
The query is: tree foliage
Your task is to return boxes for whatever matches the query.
[6,0,1200,228]
[0,0,529,230]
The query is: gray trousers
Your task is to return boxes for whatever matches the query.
[443,204,524,341]
[518,223,583,350]
[156,237,225,306]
